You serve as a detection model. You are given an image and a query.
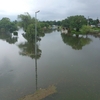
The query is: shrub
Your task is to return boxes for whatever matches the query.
[80,25,93,34]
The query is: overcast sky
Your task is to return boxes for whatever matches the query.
[0,0,100,21]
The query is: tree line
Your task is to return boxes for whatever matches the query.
[0,13,100,36]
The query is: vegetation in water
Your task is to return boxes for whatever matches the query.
[0,13,100,39]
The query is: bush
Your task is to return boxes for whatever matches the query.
[80,25,93,34]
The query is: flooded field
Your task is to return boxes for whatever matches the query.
[0,29,100,100]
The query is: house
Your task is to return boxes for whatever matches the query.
[90,25,96,27]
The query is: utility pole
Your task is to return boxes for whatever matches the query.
[35,10,40,90]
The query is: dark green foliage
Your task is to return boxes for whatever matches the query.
[60,15,100,35]
[80,25,92,34]
[17,12,55,41]
[39,21,49,28]
[0,17,18,33]
[64,15,87,31]
[88,18,99,26]
[18,12,33,31]
[17,13,46,38]
[0,17,18,44]
[61,18,70,28]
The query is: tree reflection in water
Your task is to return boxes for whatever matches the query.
[61,34,92,50]
[0,32,18,44]
[18,34,42,59]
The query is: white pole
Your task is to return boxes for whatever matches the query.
[35,10,40,90]
[35,10,40,56]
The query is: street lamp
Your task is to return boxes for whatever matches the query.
[35,10,40,90]
[35,10,40,56]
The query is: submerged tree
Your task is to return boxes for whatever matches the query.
[18,12,32,31]
[18,12,46,39]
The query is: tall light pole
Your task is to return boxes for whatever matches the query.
[35,10,40,56]
[35,10,40,90]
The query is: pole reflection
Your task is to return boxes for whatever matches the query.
[35,54,37,90]
[35,41,38,90]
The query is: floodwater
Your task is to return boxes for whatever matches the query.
[0,29,100,100]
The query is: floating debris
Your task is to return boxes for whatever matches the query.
[18,85,57,100]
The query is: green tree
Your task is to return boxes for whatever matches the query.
[26,24,35,37]
[93,19,99,26]
[61,15,87,32]
[18,13,45,38]
[88,18,94,25]
[56,21,61,26]
[61,18,69,28]
[0,17,18,33]
[17,12,32,31]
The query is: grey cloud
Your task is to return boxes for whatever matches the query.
[36,0,100,20]
[0,0,100,21]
